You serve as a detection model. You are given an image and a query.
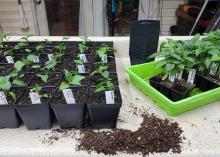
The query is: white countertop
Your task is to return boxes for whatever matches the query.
[0,36,219,157]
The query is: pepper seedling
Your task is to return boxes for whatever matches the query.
[149,39,195,83]
[0,75,16,104]
[59,69,85,90]
[29,84,48,104]
[96,44,116,63]
[77,36,90,63]
[59,69,85,104]
[74,59,86,73]
[95,72,115,104]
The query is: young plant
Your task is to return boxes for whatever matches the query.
[78,36,90,54]
[95,77,114,92]
[0,75,16,103]
[30,84,48,98]
[90,64,114,92]
[149,39,195,80]
[96,44,115,58]
[90,63,109,78]
[59,69,85,90]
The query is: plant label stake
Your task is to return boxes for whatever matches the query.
[168,75,175,82]
[209,63,219,76]
[47,54,53,60]
[105,91,115,104]
[0,91,8,105]
[187,69,196,84]
[32,56,40,63]
[79,54,87,63]
[62,89,76,104]
[77,64,86,73]
[5,56,14,63]
[101,54,108,63]
[29,92,41,104]
[176,70,183,80]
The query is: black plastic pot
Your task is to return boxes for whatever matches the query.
[196,74,220,91]
[196,74,211,91]
[149,76,162,91]
[0,87,24,128]
[0,105,20,128]
[51,86,87,128]
[87,87,122,129]
[129,20,160,65]
[159,81,171,98]
[15,87,56,130]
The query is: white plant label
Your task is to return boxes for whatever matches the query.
[101,54,108,63]
[77,64,86,73]
[176,70,183,80]
[5,56,14,63]
[79,54,87,63]
[187,69,196,84]
[47,54,53,60]
[29,92,41,104]
[62,89,76,104]
[0,91,8,105]
[32,56,40,63]
[105,91,115,104]
[209,63,219,76]
[168,75,175,82]
[154,55,164,61]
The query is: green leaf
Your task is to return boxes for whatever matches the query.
[37,74,48,83]
[156,60,167,67]
[59,82,69,90]
[64,69,73,83]
[42,93,48,98]
[74,59,83,65]
[13,79,26,86]
[95,86,105,92]
[8,92,16,102]
[170,53,183,61]
[165,63,175,72]
[31,84,42,93]
[211,54,220,62]
[27,54,38,62]
[0,76,11,91]
[14,61,25,71]
[70,75,85,86]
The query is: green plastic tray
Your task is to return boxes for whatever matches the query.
[125,61,220,116]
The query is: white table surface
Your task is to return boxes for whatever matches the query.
[0,36,220,157]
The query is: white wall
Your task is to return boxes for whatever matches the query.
[160,0,186,35]
[139,0,186,36]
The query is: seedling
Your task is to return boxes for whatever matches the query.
[90,63,109,78]
[59,69,85,90]
[149,39,195,81]
[0,75,16,103]
[30,84,48,98]
[78,36,90,54]
[96,44,116,58]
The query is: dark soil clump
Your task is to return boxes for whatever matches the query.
[77,114,183,156]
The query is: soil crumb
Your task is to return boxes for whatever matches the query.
[77,114,183,156]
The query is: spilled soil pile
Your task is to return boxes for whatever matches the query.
[77,115,183,156]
